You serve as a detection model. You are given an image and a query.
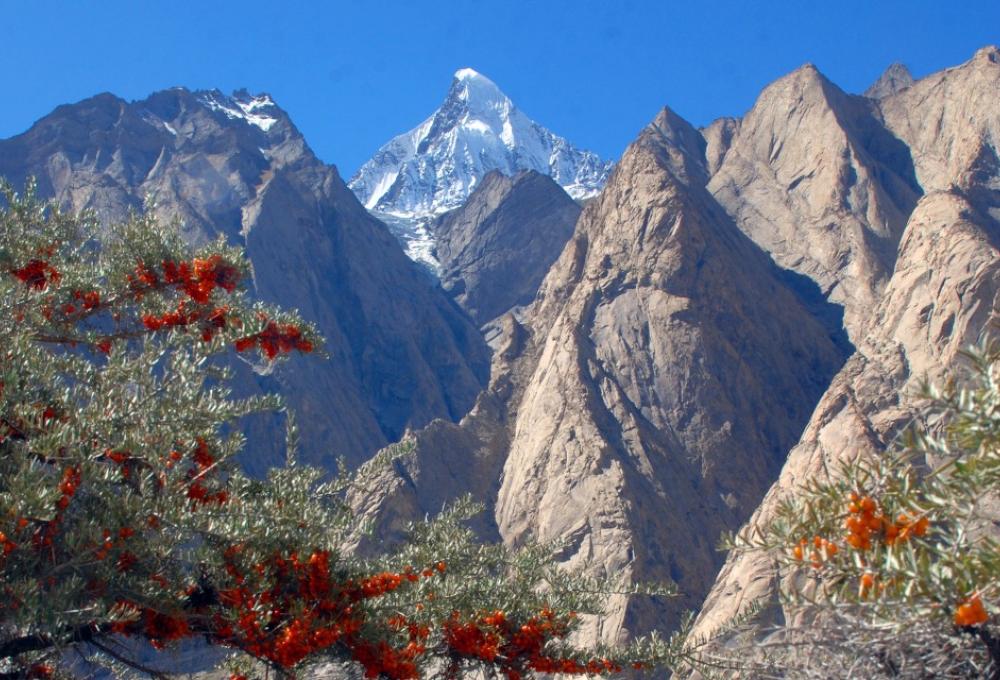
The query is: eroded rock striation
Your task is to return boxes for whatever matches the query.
[707,63,921,342]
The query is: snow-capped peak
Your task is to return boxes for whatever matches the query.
[348,68,612,218]
[453,67,482,81]
[198,90,280,132]
[450,68,506,108]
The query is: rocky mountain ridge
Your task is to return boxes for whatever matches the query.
[2,46,998,670]
[0,86,491,472]
[355,45,1000,653]
[691,44,1000,647]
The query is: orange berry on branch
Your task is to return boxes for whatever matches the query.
[954,595,989,627]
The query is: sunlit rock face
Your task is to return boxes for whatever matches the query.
[692,45,1000,649]
[355,47,1000,652]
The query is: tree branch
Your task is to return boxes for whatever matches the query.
[0,623,105,660]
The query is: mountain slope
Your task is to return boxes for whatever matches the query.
[707,64,922,342]
[692,45,1000,650]
[354,105,847,643]
[432,169,581,327]
[0,87,491,472]
[493,107,846,637]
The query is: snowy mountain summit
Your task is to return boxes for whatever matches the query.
[349,68,612,218]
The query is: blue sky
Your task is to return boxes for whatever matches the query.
[2,1,998,177]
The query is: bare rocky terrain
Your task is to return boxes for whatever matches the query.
[2,46,998,666]
[0,88,491,472]
[355,45,1000,651]
[432,169,580,327]
[692,44,1000,644]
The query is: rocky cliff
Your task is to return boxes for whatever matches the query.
[691,45,1000,646]
[432,169,581,327]
[355,104,848,641]
[0,88,491,472]
[707,63,922,343]
[358,46,1000,654]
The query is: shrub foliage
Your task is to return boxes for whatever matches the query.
[0,183,682,679]
[709,341,1000,678]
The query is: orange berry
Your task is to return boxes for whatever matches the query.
[858,572,876,598]
[955,596,988,627]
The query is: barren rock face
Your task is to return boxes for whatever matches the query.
[691,188,1000,642]
[877,46,1000,202]
[708,64,922,342]
[495,107,845,637]
[358,48,1000,655]
[864,63,914,99]
[692,46,1000,646]
[433,170,581,326]
[358,106,847,641]
[0,88,490,472]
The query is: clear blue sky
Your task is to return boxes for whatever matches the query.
[2,1,998,177]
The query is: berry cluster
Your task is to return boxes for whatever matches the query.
[184,438,229,507]
[11,259,61,290]
[843,493,928,551]
[57,465,81,511]
[107,549,448,673]
[142,302,234,343]
[442,608,625,679]
[0,529,16,557]
[71,289,101,311]
[792,535,839,568]
[858,572,877,599]
[234,321,313,359]
[954,595,989,627]
[129,256,240,304]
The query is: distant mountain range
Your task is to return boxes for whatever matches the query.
[2,47,999,668]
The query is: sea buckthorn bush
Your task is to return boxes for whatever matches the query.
[708,340,1000,679]
[0,182,683,679]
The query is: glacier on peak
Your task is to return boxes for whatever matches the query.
[348,68,612,218]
